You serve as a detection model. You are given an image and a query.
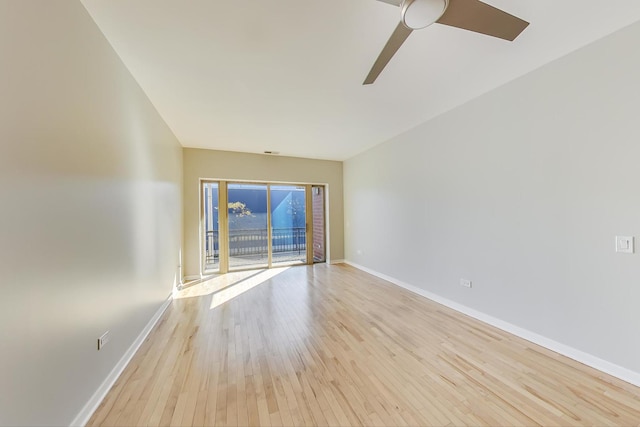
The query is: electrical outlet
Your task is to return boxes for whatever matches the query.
[460,279,472,288]
[98,331,110,350]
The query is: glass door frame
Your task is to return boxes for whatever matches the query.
[311,185,326,263]
[201,181,220,274]
[200,179,317,275]
[269,184,310,267]
[227,182,270,271]
[200,180,227,274]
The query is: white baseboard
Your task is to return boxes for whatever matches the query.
[344,260,640,388]
[183,274,201,282]
[328,259,345,265]
[70,294,173,427]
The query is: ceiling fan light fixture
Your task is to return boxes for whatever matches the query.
[401,0,449,30]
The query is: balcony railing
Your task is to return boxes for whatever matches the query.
[205,227,306,263]
[205,230,219,264]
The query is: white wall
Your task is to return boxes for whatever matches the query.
[345,21,640,377]
[0,1,182,425]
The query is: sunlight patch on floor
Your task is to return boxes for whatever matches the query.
[174,267,291,308]
[209,267,290,309]
[176,270,258,299]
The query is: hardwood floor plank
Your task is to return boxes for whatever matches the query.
[191,390,207,427]
[88,264,640,426]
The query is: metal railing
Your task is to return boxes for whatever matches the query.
[205,230,219,264]
[205,227,306,262]
[271,227,306,255]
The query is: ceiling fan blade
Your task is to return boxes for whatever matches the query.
[436,0,529,41]
[363,22,413,85]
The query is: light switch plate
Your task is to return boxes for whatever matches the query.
[98,331,111,350]
[615,236,634,254]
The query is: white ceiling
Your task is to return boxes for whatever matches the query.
[81,1,640,161]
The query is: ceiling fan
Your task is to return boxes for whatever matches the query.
[363,0,529,85]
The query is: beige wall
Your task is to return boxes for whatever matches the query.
[0,1,182,425]
[183,148,344,277]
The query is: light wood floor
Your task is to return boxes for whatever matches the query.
[89,264,640,426]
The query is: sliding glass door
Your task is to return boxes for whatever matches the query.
[271,185,307,266]
[311,185,326,262]
[202,182,219,273]
[227,183,269,270]
[201,180,324,273]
